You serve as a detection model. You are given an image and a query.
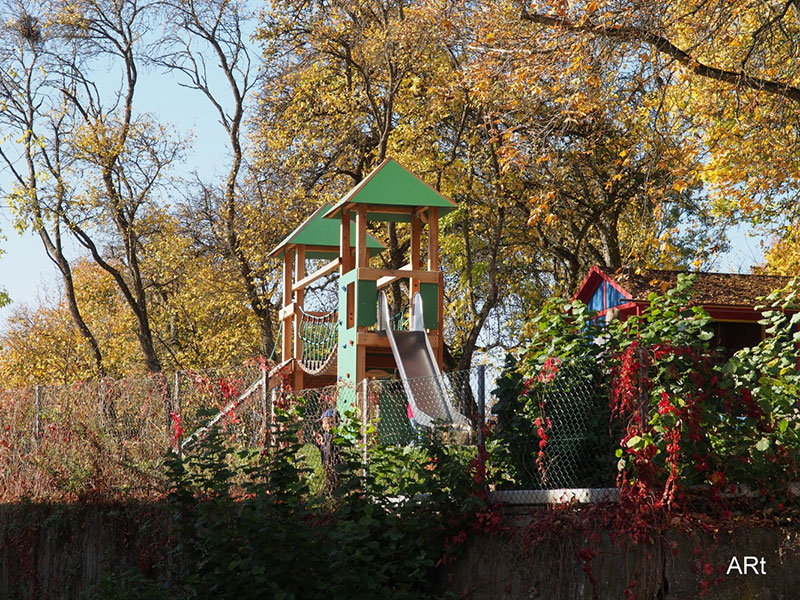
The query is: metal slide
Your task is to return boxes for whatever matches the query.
[378,292,470,428]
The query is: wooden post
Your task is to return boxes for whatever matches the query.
[356,205,368,269]
[282,249,293,362]
[340,209,352,273]
[428,209,443,367]
[355,202,370,383]
[341,208,355,330]
[427,207,439,272]
[357,345,366,385]
[410,210,422,311]
[294,246,306,390]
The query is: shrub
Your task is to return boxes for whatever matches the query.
[98,404,480,599]
[490,274,800,509]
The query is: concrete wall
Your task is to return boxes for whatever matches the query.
[0,503,168,599]
[3,503,800,599]
[441,521,800,599]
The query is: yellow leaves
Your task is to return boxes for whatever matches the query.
[71,117,119,161]
[764,224,800,275]
[672,179,688,193]
[527,191,558,226]
[408,75,423,96]
[603,172,624,191]
[15,128,32,144]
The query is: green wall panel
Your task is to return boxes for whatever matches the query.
[356,280,377,327]
[419,283,439,329]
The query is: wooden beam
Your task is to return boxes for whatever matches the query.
[292,258,340,292]
[282,251,293,360]
[356,345,366,384]
[299,244,342,254]
[281,323,293,361]
[354,268,438,288]
[428,207,439,272]
[340,208,352,274]
[295,246,306,293]
[278,302,297,321]
[293,246,306,368]
[282,250,293,307]
[357,267,437,281]
[356,204,368,268]
[410,212,422,268]
[376,273,439,289]
[358,331,440,347]
[357,332,392,348]
[362,204,416,216]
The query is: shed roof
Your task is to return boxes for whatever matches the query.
[323,158,456,222]
[584,266,791,307]
[268,203,385,259]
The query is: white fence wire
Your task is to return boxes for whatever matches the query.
[1,361,621,504]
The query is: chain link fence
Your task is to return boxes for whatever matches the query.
[1,360,621,504]
[487,358,619,504]
[266,369,490,498]
[0,364,264,501]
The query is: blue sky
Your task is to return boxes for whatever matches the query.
[0,22,769,331]
[0,53,232,329]
[0,197,767,333]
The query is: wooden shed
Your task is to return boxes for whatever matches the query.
[573,266,793,354]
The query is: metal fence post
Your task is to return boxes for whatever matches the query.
[173,371,181,454]
[361,377,369,469]
[173,371,180,414]
[270,389,278,457]
[477,365,486,448]
[261,368,268,448]
[34,385,42,440]
[476,365,489,498]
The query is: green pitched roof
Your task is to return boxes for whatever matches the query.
[268,203,385,260]
[323,158,456,222]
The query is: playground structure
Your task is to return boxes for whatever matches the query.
[182,158,471,451]
[268,158,469,426]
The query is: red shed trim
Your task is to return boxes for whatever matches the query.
[573,265,794,324]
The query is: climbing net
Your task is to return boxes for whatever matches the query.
[296,307,339,375]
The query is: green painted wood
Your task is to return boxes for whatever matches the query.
[356,280,377,327]
[337,270,358,388]
[324,158,456,220]
[419,283,439,329]
[268,203,385,258]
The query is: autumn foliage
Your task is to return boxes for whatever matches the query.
[493,274,800,511]
[7,0,799,382]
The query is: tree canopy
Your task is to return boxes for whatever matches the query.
[0,0,796,383]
